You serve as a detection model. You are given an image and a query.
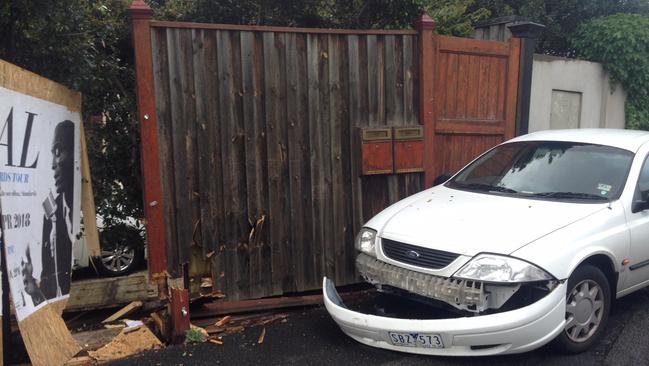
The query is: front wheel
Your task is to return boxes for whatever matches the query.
[554,264,611,354]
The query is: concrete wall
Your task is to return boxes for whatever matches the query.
[529,54,626,132]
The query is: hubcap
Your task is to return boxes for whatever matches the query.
[565,279,604,343]
[101,244,135,273]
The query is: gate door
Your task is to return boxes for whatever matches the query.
[426,35,520,182]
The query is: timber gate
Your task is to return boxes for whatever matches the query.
[130,7,522,302]
[422,34,520,184]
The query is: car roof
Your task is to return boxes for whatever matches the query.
[508,128,649,152]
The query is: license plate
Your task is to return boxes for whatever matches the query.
[388,332,444,348]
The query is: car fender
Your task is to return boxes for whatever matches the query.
[563,247,620,281]
[511,200,629,281]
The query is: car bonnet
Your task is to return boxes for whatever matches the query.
[375,186,608,257]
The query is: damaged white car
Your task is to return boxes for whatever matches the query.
[324,128,649,356]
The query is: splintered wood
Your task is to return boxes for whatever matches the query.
[257,327,266,344]
[193,312,289,336]
[215,315,232,327]
[88,326,162,363]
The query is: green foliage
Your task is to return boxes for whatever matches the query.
[571,14,649,130]
[150,0,490,36]
[423,0,490,36]
[471,0,649,55]
[184,328,207,344]
[0,0,143,228]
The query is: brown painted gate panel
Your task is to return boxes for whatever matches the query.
[426,35,520,180]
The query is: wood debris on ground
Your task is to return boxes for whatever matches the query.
[87,325,163,362]
[215,315,232,327]
[192,312,289,336]
[257,327,266,344]
[207,335,223,345]
[72,327,124,353]
[102,301,143,324]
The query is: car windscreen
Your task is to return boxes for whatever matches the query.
[447,141,634,202]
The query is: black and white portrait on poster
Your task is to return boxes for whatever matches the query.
[0,86,81,321]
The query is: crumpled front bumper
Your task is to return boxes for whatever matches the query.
[323,277,567,356]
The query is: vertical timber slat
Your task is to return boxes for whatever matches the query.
[241,31,269,297]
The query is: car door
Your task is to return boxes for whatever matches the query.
[625,153,649,290]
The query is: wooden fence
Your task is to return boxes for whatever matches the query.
[150,23,423,300]
[129,8,523,303]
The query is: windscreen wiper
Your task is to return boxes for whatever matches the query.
[530,192,608,200]
[455,183,518,194]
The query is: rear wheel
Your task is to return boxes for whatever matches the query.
[554,265,610,353]
[97,243,141,276]
[95,225,144,277]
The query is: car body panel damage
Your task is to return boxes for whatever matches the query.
[323,277,567,356]
[357,253,557,313]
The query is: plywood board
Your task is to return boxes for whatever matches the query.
[18,305,80,366]
[0,58,82,365]
[0,60,81,112]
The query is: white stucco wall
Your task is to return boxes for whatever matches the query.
[529,54,626,132]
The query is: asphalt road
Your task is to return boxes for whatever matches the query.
[109,284,649,366]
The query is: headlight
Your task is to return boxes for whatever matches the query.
[355,228,377,255]
[453,254,553,283]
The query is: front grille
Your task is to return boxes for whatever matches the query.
[381,238,460,269]
[356,253,485,312]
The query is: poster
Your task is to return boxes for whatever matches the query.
[0,86,81,321]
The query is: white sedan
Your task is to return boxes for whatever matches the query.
[324,128,649,356]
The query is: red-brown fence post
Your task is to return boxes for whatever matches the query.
[415,14,437,187]
[128,1,169,296]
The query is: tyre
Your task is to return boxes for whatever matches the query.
[554,264,611,354]
[95,225,144,277]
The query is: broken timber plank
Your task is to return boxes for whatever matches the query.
[67,271,157,312]
[193,289,374,318]
[102,301,143,323]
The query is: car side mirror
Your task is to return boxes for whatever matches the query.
[433,173,453,186]
[632,199,649,213]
